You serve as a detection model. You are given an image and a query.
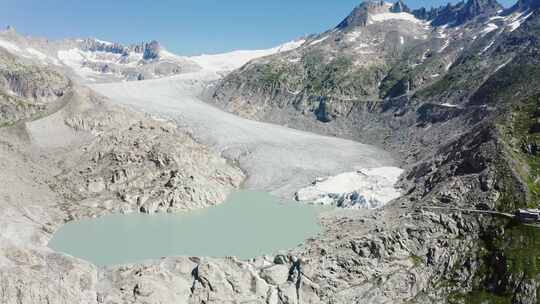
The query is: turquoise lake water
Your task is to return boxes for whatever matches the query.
[48,191,321,266]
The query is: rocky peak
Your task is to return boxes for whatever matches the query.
[412,7,440,20]
[143,40,160,60]
[336,0,411,29]
[428,0,502,26]
[81,39,128,55]
[336,1,388,29]
[75,38,163,61]
[390,0,411,13]
[460,0,502,21]
[507,0,540,12]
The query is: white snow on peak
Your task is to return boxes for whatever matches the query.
[295,167,403,209]
[94,38,113,45]
[369,12,423,24]
[0,38,21,53]
[26,48,47,60]
[188,39,305,72]
[508,11,533,32]
[481,23,499,35]
[57,48,98,78]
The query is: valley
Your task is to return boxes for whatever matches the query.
[1,0,540,303]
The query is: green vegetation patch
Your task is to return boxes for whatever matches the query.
[498,93,540,208]
[450,222,540,304]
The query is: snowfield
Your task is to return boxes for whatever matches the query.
[188,39,305,72]
[369,12,423,24]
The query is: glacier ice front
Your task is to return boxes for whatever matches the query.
[295,167,404,209]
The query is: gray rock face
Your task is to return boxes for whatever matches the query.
[207,1,540,302]
[143,40,161,60]
[430,0,503,26]
[0,29,202,84]
[0,48,70,126]
[390,0,410,13]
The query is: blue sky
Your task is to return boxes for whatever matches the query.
[1,0,516,55]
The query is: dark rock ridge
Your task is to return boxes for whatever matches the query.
[412,0,503,26]
[506,0,540,13]
[390,0,411,12]
[336,1,392,29]
[0,48,70,125]
[80,39,163,61]
[337,0,503,28]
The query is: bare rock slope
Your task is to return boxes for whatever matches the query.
[0,48,244,303]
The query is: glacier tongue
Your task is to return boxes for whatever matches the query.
[295,167,404,209]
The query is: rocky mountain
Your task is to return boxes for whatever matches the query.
[425,0,503,26]
[0,28,201,83]
[206,0,540,302]
[0,46,70,126]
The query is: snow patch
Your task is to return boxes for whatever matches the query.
[479,40,495,55]
[481,23,499,35]
[25,48,47,60]
[57,48,100,78]
[441,103,459,108]
[494,58,513,73]
[94,38,113,45]
[0,39,21,53]
[508,11,533,32]
[295,167,403,209]
[369,12,423,24]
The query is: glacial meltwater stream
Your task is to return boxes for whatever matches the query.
[48,191,321,266]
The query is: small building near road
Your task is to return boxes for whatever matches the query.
[515,209,540,223]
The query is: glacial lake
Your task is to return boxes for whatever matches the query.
[48,191,321,266]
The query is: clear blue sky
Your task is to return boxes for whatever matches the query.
[1,0,516,56]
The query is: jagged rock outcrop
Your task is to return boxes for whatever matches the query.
[429,0,503,26]
[390,0,410,13]
[336,1,393,29]
[507,0,540,12]
[0,48,70,125]
[143,40,161,60]
[206,1,540,302]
